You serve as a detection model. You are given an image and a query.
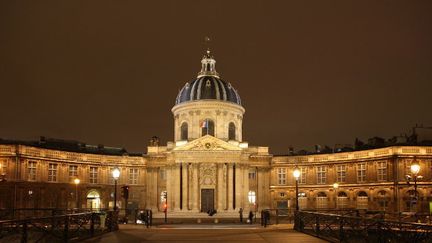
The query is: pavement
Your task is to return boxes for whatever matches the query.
[84,224,328,243]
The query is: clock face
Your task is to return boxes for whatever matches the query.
[205,143,211,149]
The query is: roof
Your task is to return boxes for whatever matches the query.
[0,137,143,156]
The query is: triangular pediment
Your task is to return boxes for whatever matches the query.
[174,135,242,151]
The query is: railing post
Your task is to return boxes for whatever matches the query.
[64,216,69,242]
[339,217,344,242]
[21,222,27,243]
[90,213,95,237]
[276,209,279,225]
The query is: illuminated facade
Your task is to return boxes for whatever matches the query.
[0,50,431,217]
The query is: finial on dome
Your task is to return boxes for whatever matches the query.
[198,37,219,78]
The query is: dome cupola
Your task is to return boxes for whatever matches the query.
[175,50,241,105]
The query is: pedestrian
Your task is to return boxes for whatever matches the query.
[239,208,243,223]
[248,211,253,224]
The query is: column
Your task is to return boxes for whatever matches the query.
[166,165,173,212]
[174,164,181,211]
[235,163,242,211]
[243,165,250,212]
[227,163,234,211]
[217,163,224,211]
[192,163,199,211]
[182,163,188,210]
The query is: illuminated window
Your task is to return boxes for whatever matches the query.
[316,166,327,184]
[277,168,287,185]
[248,191,256,204]
[48,163,58,182]
[69,165,78,179]
[377,161,387,181]
[28,161,37,181]
[299,167,307,184]
[129,168,139,185]
[357,163,366,182]
[336,165,346,183]
[90,167,98,184]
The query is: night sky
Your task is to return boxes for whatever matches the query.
[1,1,431,154]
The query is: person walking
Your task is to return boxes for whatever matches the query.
[239,208,243,223]
[248,211,253,224]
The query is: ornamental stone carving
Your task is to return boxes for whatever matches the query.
[199,163,216,186]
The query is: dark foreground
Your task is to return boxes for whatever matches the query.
[84,224,327,243]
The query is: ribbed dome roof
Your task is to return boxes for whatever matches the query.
[175,50,241,106]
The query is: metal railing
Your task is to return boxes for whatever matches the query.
[294,211,432,243]
[0,211,118,242]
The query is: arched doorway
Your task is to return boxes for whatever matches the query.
[87,190,101,210]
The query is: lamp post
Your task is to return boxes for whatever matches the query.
[293,167,301,211]
[112,168,120,211]
[333,182,339,209]
[74,178,80,209]
[409,159,421,212]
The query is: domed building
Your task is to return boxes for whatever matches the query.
[145,49,272,217]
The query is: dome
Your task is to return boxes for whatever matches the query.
[175,50,241,105]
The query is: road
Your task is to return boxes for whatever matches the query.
[85,224,328,243]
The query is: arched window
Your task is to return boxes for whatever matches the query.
[180,122,188,140]
[201,119,215,136]
[337,191,348,209]
[228,122,236,140]
[357,191,368,209]
[316,192,328,209]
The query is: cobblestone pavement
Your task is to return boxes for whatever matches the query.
[85,224,328,243]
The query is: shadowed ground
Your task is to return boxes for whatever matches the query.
[84,224,328,243]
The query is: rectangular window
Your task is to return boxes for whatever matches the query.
[90,167,98,184]
[48,163,57,182]
[377,161,387,181]
[69,165,78,178]
[357,163,366,182]
[248,170,256,180]
[299,167,307,184]
[129,168,139,185]
[28,161,37,181]
[316,166,327,184]
[336,165,346,183]
[277,168,287,185]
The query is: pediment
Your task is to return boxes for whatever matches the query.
[174,135,242,151]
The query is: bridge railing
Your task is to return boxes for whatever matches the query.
[0,211,118,243]
[294,210,432,243]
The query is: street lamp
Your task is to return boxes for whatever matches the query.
[407,158,422,212]
[333,182,339,209]
[74,178,80,209]
[293,167,301,211]
[112,168,120,211]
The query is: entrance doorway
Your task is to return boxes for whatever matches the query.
[86,190,101,210]
[201,189,214,212]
